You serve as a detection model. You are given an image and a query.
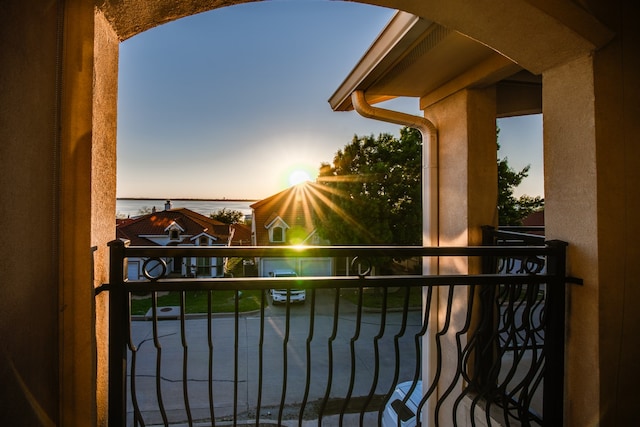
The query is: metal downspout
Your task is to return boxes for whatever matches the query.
[351,90,438,426]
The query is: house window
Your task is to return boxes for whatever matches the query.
[272,226,284,242]
[172,257,182,274]
[199,236,208,246]
[197,256,211,276]
[169,229,180,240]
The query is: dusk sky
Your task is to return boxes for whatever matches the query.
[117,0,543,200]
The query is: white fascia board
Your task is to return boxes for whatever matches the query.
[163,221,185,232]
[328,11,433,111]
[190,232,218,243]
[301,228,318,244]
[265,216,289,230]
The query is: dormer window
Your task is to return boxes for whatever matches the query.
[199,236,208,246]
[165,221,185,242]
[265,216,289,244]
[272,226,284,242]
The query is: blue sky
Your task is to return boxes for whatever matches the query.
[117,0,543,200]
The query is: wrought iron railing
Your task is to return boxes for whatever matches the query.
[102,230,568,426]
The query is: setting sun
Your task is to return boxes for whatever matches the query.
[288,169,313,186]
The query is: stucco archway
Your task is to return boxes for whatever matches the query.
[0,0,624,425]
[97,0,610,72]
[87,1,614,425]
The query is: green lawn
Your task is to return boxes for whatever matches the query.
[130,286,422,315]
[130,290,263,315]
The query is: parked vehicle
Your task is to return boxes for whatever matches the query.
[270,270,306,304]
[382,380,423,427]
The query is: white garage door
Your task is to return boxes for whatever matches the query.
[260,257,332,277]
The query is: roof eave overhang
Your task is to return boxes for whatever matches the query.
[329,11,534,114]
[328,11,432,112]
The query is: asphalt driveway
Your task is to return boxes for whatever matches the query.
[127,289,423,425]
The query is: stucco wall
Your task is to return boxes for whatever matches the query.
[543,1,640,425]
[0,0,61,424]
[544,54,599,427]
[92,10,121,426]
[591,1,640,424]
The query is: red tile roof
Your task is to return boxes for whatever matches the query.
[116,208,231,245]
[522,210,544,226]
[229,223,252,246]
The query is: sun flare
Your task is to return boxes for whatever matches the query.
[288,169,312,186]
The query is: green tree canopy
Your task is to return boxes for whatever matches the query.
[315,127,422,245]
[315,126,543,248]
[210,208,244,224]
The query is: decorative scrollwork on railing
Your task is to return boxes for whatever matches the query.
[349,256,372,278]
[141,257,167,281]
[497,255,546,275]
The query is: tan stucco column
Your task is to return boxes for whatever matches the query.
[544,55,599,427]
[423,87,498,254]
[544,46,640,426]
[93,10,120,427]
[58,3,118,426]
[422,88,498,425]
[58,0,98,425]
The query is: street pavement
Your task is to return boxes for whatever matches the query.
[127,289,423,426]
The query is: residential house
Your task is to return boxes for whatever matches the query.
[115,202,234,279]
[2,1,638,426]
[251,182,333,277]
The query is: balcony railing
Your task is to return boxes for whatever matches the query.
[103,229,568,426]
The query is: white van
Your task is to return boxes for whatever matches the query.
[270,270,306,304]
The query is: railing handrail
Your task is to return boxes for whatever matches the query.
[111,240,556,258]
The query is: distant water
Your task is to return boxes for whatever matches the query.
[116,198,256,218]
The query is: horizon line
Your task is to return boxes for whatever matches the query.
[117,197,259,202]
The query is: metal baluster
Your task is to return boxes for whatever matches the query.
[128,292,145,426]
[180,291,193,425]
[255,289,266,427]
[234,289,239,427]
[151,292,169,426]
[360,287,388,426]
[417,285,455,427]
[440,285,475,427]
[378,286,411,425]
[277,289,292,426]
[410,285,434,426]
[318,288,341,424]
[340,287,364,424]
[207,291,216,426]
[299,288,317,425]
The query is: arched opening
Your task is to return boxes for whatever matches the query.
[5,1,629,426]
[89,1,610,425]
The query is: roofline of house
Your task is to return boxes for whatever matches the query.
[328,11,432,112]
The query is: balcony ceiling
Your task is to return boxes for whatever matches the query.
[329,11,541,117]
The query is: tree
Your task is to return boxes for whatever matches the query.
[137,206,153,215]
[210,208,244,224]
[315,126,542,250]
[315,127,422,246]
[497,138,544,225]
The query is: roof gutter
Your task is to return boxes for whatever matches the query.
[351,90,438,258]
